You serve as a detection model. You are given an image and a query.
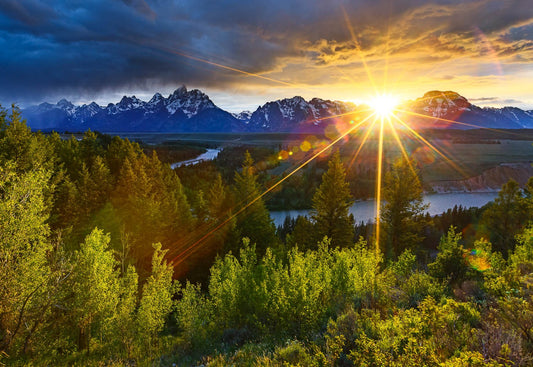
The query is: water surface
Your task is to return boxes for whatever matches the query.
[270,192,499,226]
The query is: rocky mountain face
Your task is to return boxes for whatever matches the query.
[22,86,237,132]
[247,97,357,132]
[21,88,533,132]
[404,91,533,129]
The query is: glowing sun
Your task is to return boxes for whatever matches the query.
[369,94,399,118]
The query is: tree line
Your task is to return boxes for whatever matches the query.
[1,104,533,365]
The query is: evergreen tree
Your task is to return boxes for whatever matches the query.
[0,106,54,173]
[205,173,237,253]
[106,136,143,177]
[112,152,192,267]
[79,129,104,166]
[428,227,468,286]
[183,174,238,284]
[310,151,354,248]
[232,151,277,255]
[208,174,231,221]
[51,175,80,229]
[287,215,316,250]
[380,157,428,259]
[89,155,113,208]
[481,179,528,256]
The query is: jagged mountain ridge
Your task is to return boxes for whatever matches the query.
[247,96,358,132]
[23,86,237,132]
[21,88,533,132]
[404,91,533,129]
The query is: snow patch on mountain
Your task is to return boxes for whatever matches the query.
[232,111,252,123]
[165,86,215,117]
[417,91,471,118]
[248,96,358,131]
[19,88,533,132]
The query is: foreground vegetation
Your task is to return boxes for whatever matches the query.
[1,105,533,366]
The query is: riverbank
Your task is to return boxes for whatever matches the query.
[170,148,221,168]
[270,191,499,226]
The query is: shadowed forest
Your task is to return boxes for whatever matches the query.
[2,105,533,366]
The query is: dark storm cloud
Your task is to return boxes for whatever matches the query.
[0,0,57,26]
[0,0,532,105]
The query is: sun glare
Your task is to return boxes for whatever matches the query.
[369,94,398,118]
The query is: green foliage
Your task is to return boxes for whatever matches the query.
[273,341,317,366]
[381,157,428,259]
[232,151,277,255]
[310,151,354,248]
[509,225,533,274]
[3,111,533,365]
[70,228,120,351]
[176,237,391,348]
[112,151,193,265]
[0,106,55,173]
[113,265,138,357]
[287,215,316,250]
[175,281,213,348]
[0,162,52,355]
[137,243,175,349]
[481,179,529,256]
[429,227,469,287]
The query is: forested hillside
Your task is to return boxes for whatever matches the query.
[1,104,533,366]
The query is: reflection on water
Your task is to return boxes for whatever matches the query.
[270,192,499,226]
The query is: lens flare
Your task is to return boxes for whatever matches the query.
[369,94,399,118]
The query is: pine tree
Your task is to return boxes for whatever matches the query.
[232,151,277,255]
[428,226,468,286]
[79,129,104,166]
[106,136,143,177]
[481,179,528,256]
[380,157,428,259]
[89,155,113,208]
[183,174,237,284]
[0,106,54,173]
[208,174,230,221]
[310,151,354,248]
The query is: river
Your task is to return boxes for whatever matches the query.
[270,192,499,226]
[170,150,500,225]
[171,148,221,169]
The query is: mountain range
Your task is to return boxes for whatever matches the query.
[21,87,533,133]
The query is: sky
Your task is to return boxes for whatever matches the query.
[1,0,532,112]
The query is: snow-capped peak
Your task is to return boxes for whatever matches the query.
[165,86,216,117]
[117,95,144,109]
[169,85,188,99]
[416,90,471,118]
[248,95,358,131]
[149,92,164,105]
[73,102,102,122]
[56,99,76,115]
[232,111,252,123]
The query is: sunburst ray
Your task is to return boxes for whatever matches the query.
[168,112,377,265]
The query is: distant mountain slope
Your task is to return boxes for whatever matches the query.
[404,91,533,129]
[21,88,533,132]
[247,96,358,132]
[22,86,238,132]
